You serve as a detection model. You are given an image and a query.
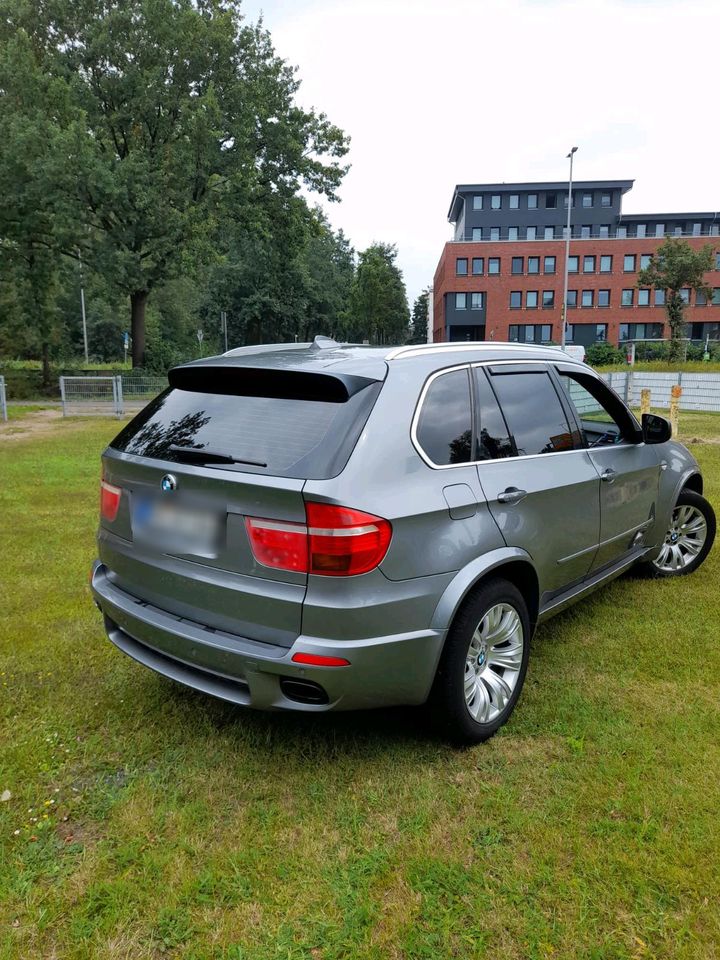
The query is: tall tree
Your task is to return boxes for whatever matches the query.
[1,0,349,366]
[349,243,409,345]
[637,238,714,362]
[409,288,430,344]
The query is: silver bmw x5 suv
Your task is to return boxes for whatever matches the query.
[91,339,716,743]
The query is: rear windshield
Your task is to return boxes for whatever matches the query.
[110,377,382,480]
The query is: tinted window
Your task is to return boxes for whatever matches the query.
[490,372,574,456]
[416,369,472,465]
[473,370,513,460]
[557,372,635,445]
[111,379,381,480]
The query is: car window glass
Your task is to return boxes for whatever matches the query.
[473,369,514,460]
[490,371,574,456]
[556,374,625,447]
[416,368,472,465]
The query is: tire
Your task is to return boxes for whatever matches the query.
[640,489,715,578]
[429,577,531,745]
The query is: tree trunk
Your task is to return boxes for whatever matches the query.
[41,340,51,389]
[130,290,149,368]
[667,293,685,364]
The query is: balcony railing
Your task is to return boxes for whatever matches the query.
[449,230,720,244]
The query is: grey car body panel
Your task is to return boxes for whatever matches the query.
[92,342,708,713]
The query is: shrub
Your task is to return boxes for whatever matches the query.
[585,342,626,367]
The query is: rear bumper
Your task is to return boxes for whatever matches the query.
[90,562,445,712]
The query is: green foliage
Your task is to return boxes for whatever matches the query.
[637,238,715,363]
[349,243,410,345]
[585,342,626,367]
[409,289,430,344]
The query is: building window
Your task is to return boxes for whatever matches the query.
[616,226,627,239]
[528,256,540,275]
[598,289,610,307]
[508,226,519,241]
[580,225,591,239]
[490,227,500,241]
[563,194,575,208]
[655,289,665,306]
[542,290,555,308]
[472,228,483,241]
[491,194,501,209]
[716,253,720,270]
[640,254,652,270]
[567,290,577,309]
[638,289,650,307]
[583,255,595,273]
[673,225,683,236]
[624,254,636,272]
[544,226,554,240]
[568,255,579,273]
[526,225,537,240]
[636,224,647,238]
[528,194,538,209]
[471,292,484,310]
[621,289,634,307]
[456,258,468,276]
[582,193,593,208]
[523,325,536,342]
[596,324,608,341]
[511,256,524,275]
[600,255,612,273]
[455,293,467,310]
[655,223,665,237]
[711,225,720,237]
[545,193,557,208]
[472,257,484,275]
[601,193,612,208]
[693,223,702,236]
[599,225,610,238]
[472,195,483,211]
[581,290,594,308]
[509,194,519,209]
[488,258,500,274]
[712,288,720,305]
[696,290,707,306]
[509,325,519,341]
[680,288,690,304]
[544,256,556,274]
[526,291,538,309]
[510,291,522,309]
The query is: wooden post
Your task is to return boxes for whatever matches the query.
[640,388,651,417]
[670,384,682,438]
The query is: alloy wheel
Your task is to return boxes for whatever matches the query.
[653,504,708,573]
[464,602,524,723]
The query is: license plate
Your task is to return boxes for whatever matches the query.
[132,497,223,558]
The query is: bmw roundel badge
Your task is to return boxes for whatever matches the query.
[161,474,177,493]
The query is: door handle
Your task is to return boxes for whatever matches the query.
[497,487,528,504]
[600,468,617,483]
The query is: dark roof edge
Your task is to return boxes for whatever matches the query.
[447,180,635,221]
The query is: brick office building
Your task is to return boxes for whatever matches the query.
[432,179,720,348]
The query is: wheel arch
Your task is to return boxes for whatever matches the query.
[431,548,540,637]
[681,472,703,495]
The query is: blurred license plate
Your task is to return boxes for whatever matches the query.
[133,497,223,558]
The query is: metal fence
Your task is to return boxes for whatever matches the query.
[60,375,167,417]
[0,375,7,422]
[601,371,720,412]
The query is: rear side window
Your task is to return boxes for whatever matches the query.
[489,371,574,456]
[416,368,472,465]
[110,373,382,480]
[473,369,514,460]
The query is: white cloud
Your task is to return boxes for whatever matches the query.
[245,0,720,304]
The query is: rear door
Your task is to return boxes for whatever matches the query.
[475,363,601,596]
[99,365,382,647]
[553,366,661,572]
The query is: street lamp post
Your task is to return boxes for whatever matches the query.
[560,146,578,350]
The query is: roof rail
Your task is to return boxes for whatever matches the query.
[223,342,309,357]
[386,342,567,361]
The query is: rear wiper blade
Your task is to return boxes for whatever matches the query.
[168,445,267,468]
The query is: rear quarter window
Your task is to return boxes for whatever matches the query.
[415,368,472,465]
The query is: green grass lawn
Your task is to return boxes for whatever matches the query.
[1,415,719,960]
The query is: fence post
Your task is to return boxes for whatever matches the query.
[624,371,631,405]
[670,384,682,438]
[640,388,651,417]
[0,375,7,422]
[114,376,124,417]
[59,376,67,417]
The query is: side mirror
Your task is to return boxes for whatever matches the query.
[642,413,671,444]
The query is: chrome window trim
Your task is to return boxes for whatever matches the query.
[411,359,637,471]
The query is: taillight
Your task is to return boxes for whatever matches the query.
[306,503,392,576]
[100,480,121,521]
[245,504,391,577]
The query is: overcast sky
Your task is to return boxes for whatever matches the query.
[242,0,720,305]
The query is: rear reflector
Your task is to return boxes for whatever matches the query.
[291,652,350,667]
[100,481,121,522]
[245,503,391,577]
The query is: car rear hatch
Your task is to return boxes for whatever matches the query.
[98,358,384,647]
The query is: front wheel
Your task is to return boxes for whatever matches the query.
[645,489,715,577]
[429,578,531,745]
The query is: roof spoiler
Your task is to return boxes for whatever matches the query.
[168,364,378,403]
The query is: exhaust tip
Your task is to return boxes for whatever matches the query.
[279,677,329,705]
